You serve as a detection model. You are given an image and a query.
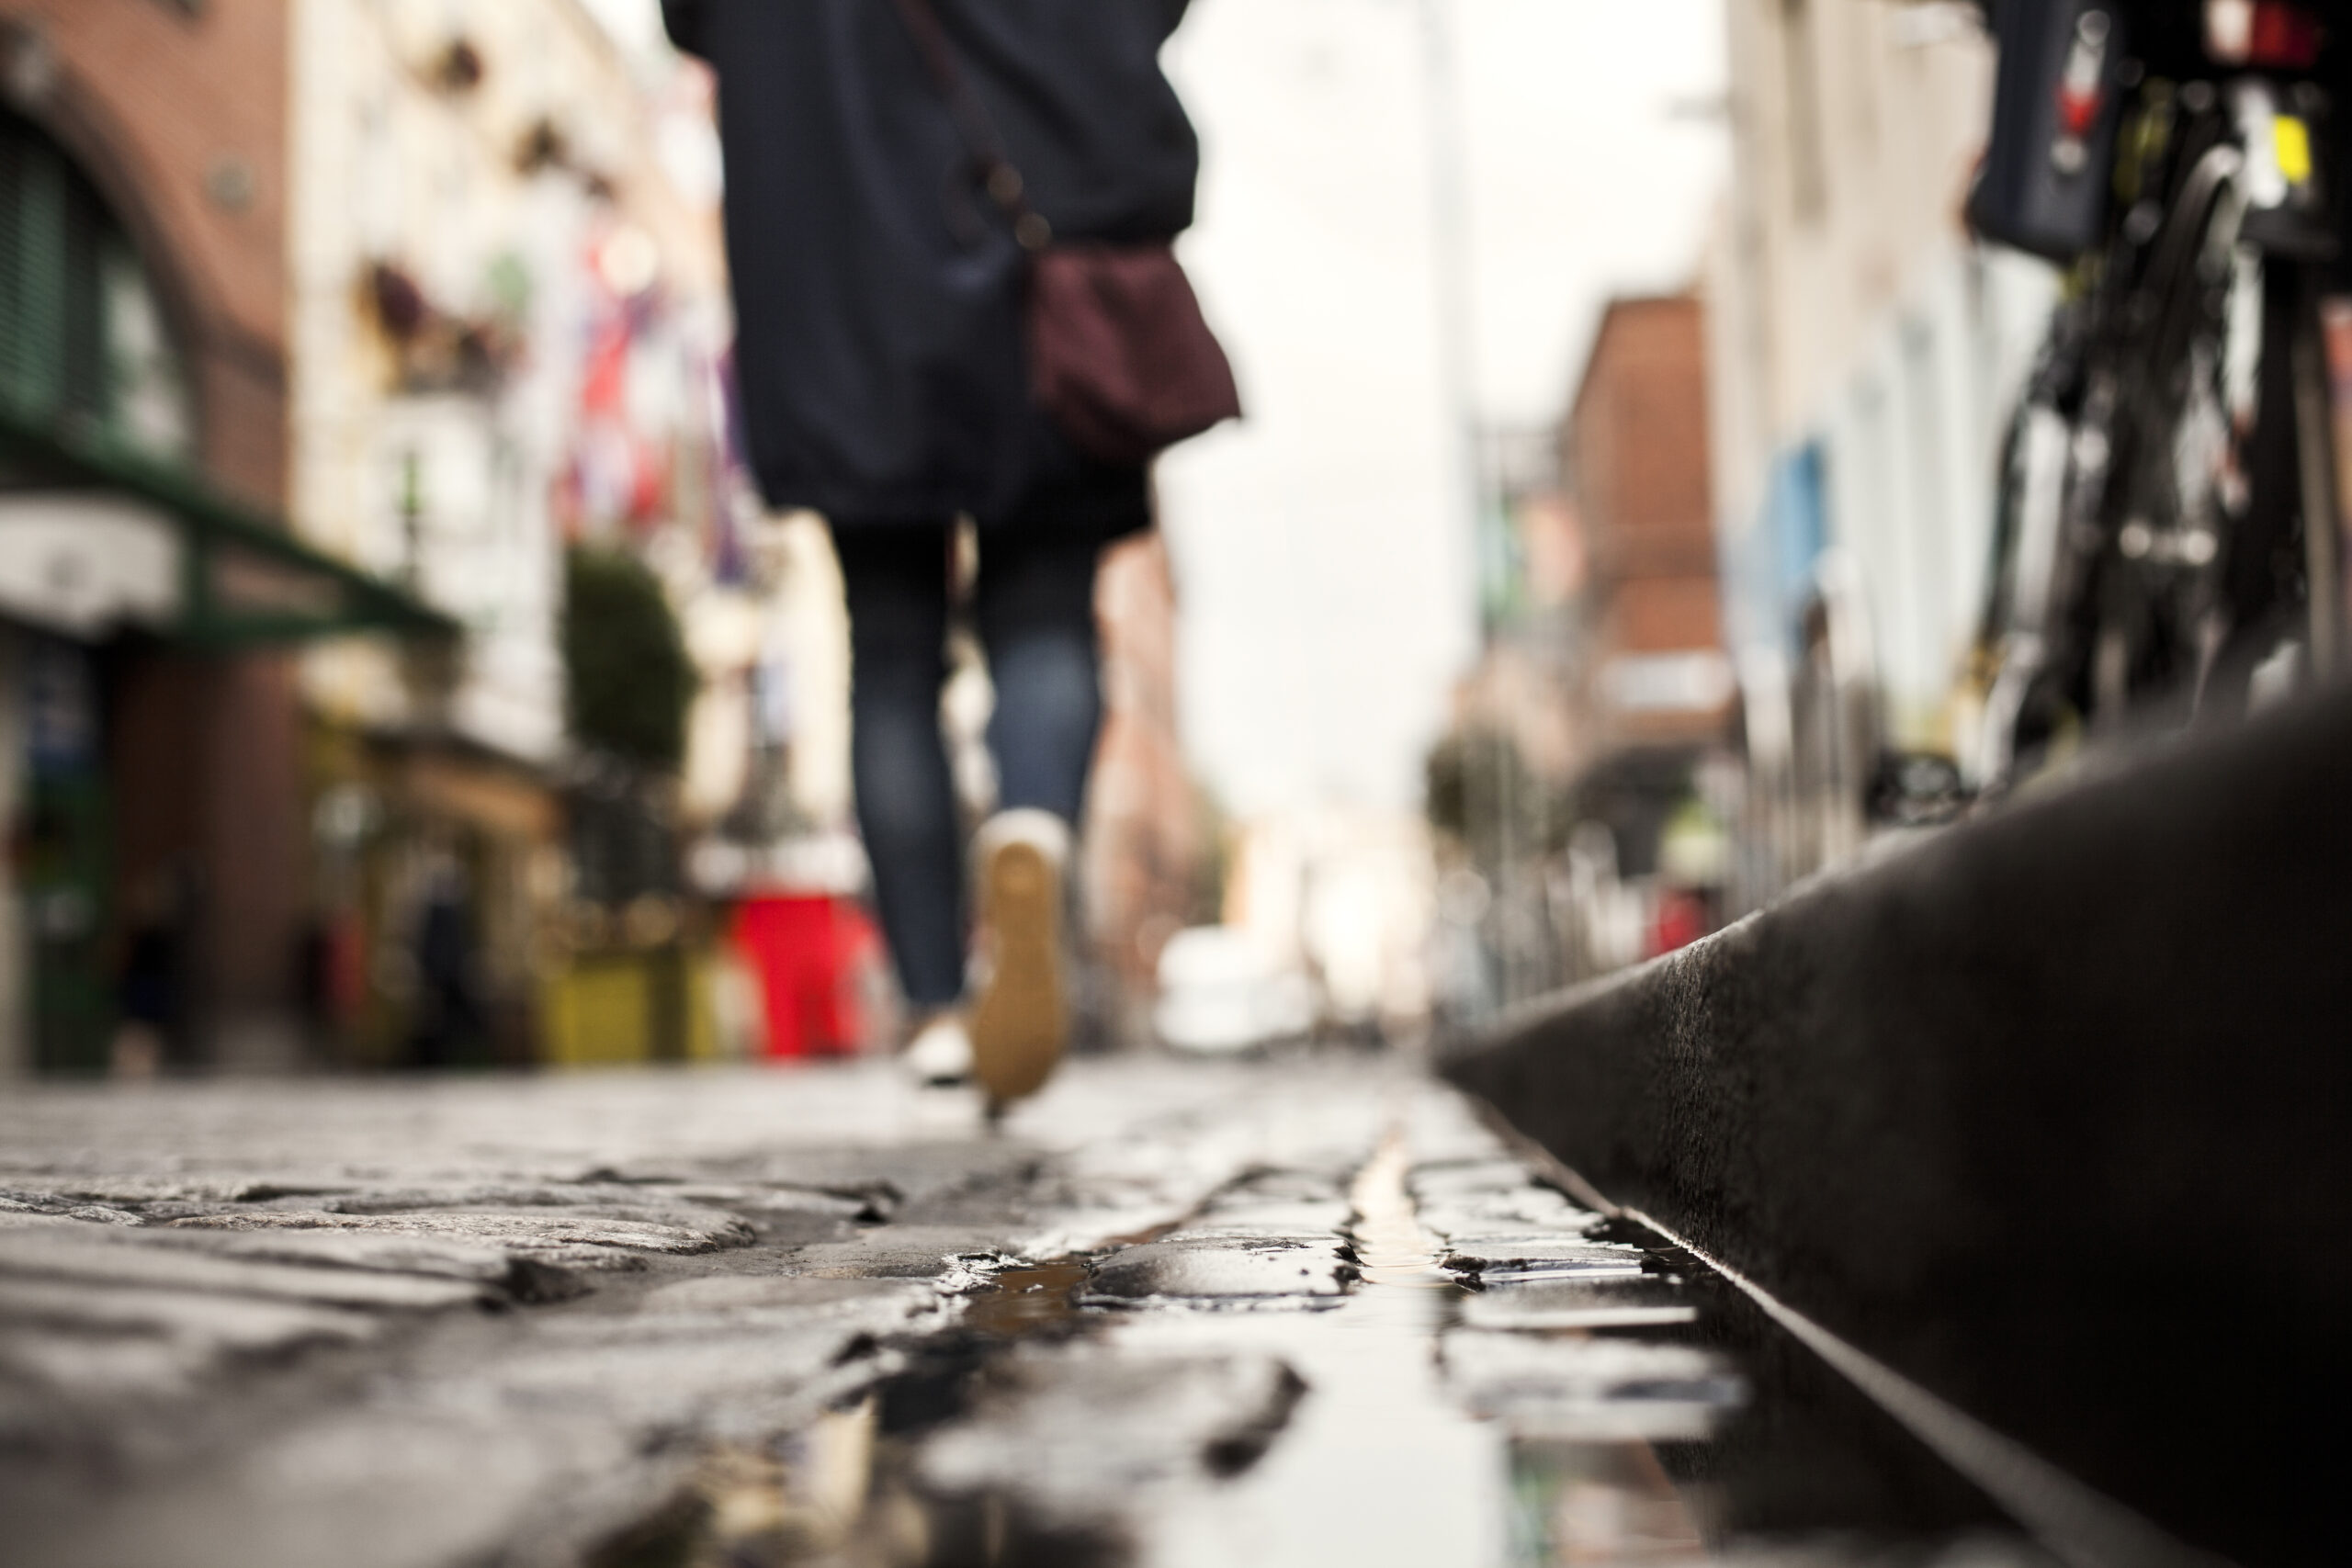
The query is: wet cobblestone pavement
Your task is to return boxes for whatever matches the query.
[0,1058,2063,1568]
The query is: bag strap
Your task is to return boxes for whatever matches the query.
[887,0,1055,251]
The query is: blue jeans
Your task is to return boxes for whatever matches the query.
[834,525,1105,1009]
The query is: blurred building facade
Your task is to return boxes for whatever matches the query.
[0,0,451,1074]
[1083,530,1202,1038]
[287,0,740,1068]
[1432,294,1732,1015]
[0,2,1244,1073]
[1566,296,1733,758]
[1554,295,1734,974]
[0,0,782,1075]
[1436,425,1584,1012]
[1705,0,2057,901]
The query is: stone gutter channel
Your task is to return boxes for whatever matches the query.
[0,1062,2075,1568]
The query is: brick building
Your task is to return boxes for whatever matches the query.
[0,1,440,1072]
[1563,293,1732,753]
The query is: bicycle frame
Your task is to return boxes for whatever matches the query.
[1977,6,2346,784]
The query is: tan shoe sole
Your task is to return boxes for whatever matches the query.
[969,840,1068,1110]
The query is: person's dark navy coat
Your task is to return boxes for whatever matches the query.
[661,0,1199,536]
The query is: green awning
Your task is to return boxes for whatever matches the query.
[0,401,457,648]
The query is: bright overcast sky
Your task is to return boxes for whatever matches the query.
[591,0,1727,819]
[1159,0,1726,817]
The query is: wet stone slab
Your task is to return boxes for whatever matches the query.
[1159,1197,1356,1239]
[1440,1235,1651,1285]
[0,1275,384,1355]
[166,1205,759,1259]
[1440,1328,1747,1443]
[0,1061,1413,1568]
[1456,1276,1699,1331]
[1080,1235,1361,1303]
[0,1228,500,1312]
[781,1225,1022,1281]
[0,1059,2091,1568]
[915,1343,1309,1520]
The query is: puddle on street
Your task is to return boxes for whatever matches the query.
[956,1258,1095,1339]
[1508,1441,1707,1563]
[607,1134,2063,1568]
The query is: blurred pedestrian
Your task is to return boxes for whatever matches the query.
[663,1,1231,1111]
[113,863,197,1079]
[406,852,481,1070]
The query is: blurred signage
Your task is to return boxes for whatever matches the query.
[0,493,182,637]
[212,547,346,619]
[1601,650,1736,714]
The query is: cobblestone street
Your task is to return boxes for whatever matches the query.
[0,1056,2070,1568]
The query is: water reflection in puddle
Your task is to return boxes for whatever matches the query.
[622,1130,2058,1568]
[957,1258,1095,1337]
[1509,1440,1709,1564]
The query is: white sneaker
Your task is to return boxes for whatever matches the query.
[903,1011,974,1087]
[968,809,1073,1112]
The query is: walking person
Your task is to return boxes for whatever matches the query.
[661,1,1234,1111]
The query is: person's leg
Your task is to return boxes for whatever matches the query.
[965,526,1104,1108]
[832,524,965,1012]
[974,527,1106,822]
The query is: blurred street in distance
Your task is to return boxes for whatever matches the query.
[0,0,1746,1072]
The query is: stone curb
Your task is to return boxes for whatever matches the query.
[1443,683,2352,1568]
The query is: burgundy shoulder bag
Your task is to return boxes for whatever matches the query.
[889,0,1242,467]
